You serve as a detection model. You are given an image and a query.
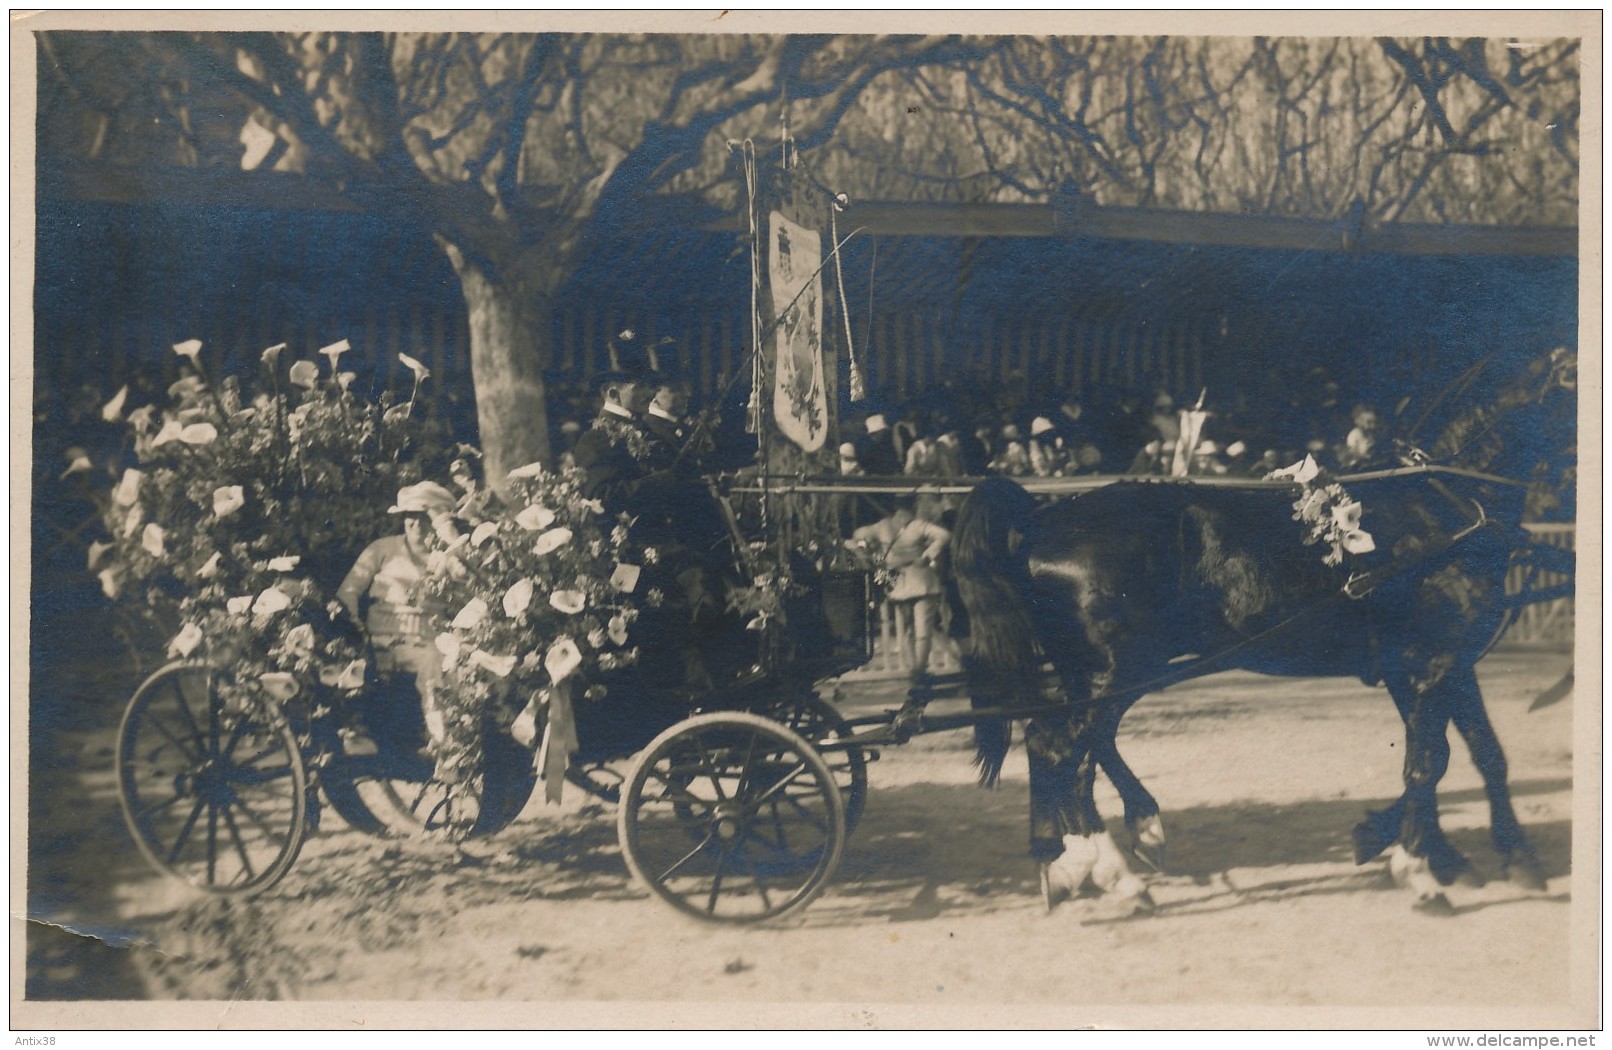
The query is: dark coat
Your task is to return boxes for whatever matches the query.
[641,411,687,472]
[857,429,902,476]
[570,414,676,520]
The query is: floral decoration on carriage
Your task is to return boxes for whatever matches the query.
[89,338,449,759]
[411,462,644,801]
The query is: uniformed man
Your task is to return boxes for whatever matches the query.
[641,370,693,472]
[571,366,731,691]
[569,369,675,519]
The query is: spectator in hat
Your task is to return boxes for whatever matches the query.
[335,481,458,757]
[1028,416,1067,477]
[857,411,903,476]
[991,424,1031,476]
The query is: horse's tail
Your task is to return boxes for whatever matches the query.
[952,476,1043,787]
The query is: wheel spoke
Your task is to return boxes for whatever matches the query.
[734,844,775,912]
[655,829,719,883]
[166,795,206,865]
[221,805,258,883]
[691,738,729,803]
[777,790,830,835]
[704,844,732,914]
[206,798,219,884]
[230,792,286,844]
[748,760,810,808]
[138,713,204,764]
[131,793,184,822]
[644,766,712,813]
[162,675,205,742]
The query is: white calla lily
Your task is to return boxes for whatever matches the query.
[470,650,518,678]
[172,339,204,362]
[267,555,300,572]
[212,485,246,518]
[179,423,218,445]
[549,590,586,614]
[112,468,143,506]
[258,672,299,701]
[252,587,292,616]
[227,595,253,616]
[515,504,557,531]
[470,521,499,548]
[197,552,222,578]
[533,526,572,555]
[101,385,129,422]
[141,523,165,557]
[544,637,582,684]
[168,623,204,658]
[451,598,489,630]
[503,578,534,617]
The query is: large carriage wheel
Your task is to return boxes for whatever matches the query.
[116,661,308,897]
[765,693,868,837]
[618,712,846,923]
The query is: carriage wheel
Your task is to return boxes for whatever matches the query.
[618,712,846,923]
[320,729,534,840]
[767,694,868,837]
[116,661,308,897]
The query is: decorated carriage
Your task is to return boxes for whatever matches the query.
[101,143,1575,923]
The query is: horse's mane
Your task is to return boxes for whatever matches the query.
[1416,350,1573,478]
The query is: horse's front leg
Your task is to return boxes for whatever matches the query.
[1445,662,1546,889]
[1091,702,1164,870]
[1390,666,1467,913]
[1027,713,1153,915]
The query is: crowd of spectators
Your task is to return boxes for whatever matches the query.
[834,367,1392,485]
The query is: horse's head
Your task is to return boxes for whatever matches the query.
[1423,346,1577,482]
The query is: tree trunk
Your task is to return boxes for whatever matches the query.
[440,241,558,491]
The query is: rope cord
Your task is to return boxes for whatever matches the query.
[830,206,864,403]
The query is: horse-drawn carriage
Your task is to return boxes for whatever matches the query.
[115,348,1575,921]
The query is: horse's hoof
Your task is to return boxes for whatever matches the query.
[1414,893,1456,917]
[1122,888,1156,917]
[1039,864,1073,912]
[1352,813,1395,864]
[1131,815,1166,873]
[1506,857,1548,892]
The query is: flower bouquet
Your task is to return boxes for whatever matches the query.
[413,463,643,800]
[1267,454,1377,567]
[89,338,447,731]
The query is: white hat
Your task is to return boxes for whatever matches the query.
[838,442,858,458]
[1195,440,1220,456]
[1002,424,1022,440]
[1031,416,1055,436]
[865,414,888,434]
[388,481,457,516]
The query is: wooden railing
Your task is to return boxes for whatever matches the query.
[1501,523,1575,649]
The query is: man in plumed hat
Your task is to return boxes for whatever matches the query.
[571,356,733,691]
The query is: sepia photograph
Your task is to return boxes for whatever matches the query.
[13,10,1598,1031]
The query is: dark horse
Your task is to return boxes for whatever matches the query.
[951,349,1575,913]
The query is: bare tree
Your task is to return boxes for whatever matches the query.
[36,30,994,482]
[825,36,1579,226]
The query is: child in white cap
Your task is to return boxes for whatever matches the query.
[336,481,458,755]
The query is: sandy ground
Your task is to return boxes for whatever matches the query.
[21,649,1591,1028]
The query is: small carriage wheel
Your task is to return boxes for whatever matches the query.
[116,661,308,897]
[618,712,846,924]
[766,694,868,837]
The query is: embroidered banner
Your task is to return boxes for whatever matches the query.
[768,210,829,452]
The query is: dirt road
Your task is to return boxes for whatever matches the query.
[22,649,1591,1028]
